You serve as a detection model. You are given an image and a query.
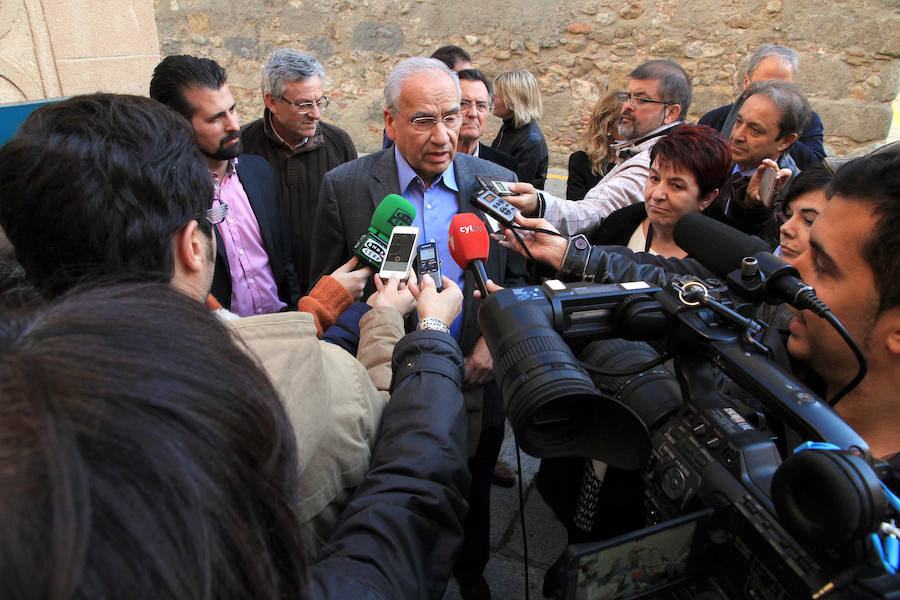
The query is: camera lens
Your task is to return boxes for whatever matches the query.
[480,291,650,470]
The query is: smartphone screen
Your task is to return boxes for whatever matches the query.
[380,231,419,277]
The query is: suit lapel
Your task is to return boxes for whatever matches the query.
[368,149,401,211]
[235,158,275,254]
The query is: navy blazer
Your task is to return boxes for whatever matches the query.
[309,149,528,356]
[210,154,301,310]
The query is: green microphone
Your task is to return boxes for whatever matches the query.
[353,194,416,269]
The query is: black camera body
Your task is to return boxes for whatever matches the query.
[479,277,899,599]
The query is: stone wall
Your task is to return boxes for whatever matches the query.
[155,0,900,165]
[8,1,896,167]
[0,0,160,102]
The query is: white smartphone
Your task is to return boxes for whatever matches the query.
[379,226,420,281]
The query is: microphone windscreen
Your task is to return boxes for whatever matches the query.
[371,194,416,238]
[673,213,769,277]
[448,213,490,269]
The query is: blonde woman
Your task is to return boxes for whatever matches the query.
[566,90,624,200]
[491,70,549,189]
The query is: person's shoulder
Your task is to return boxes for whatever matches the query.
[807,110,824,129]
[699,104,730,127]
[237,153,276,177]
[526,120,547,142]
[327,149,386,177]
[240,117,265,145]
[456,152,515,180]
[479,144,517,172]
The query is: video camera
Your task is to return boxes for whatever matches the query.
[479,275,900,599]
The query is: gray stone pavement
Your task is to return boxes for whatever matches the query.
[442,422,567,600]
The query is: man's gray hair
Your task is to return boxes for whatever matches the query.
[747,45,798,78]
[746,80,810,140]
[261,49,325,99]
[628,59,692,119]
[384,57,460,112]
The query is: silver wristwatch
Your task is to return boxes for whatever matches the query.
[417,317,450,333]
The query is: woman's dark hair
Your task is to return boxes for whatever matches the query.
[781,162,832,210]
[649,124,732,197]
[0,283,307,599]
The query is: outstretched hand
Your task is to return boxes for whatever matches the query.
[496,213,569,271]
[503,182,540,216]
[746,158,793,208]
[368,271,417,316]
[472,278,504,301]
[411,273,462,327]
[330,256,372,301]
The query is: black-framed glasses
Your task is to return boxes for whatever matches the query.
[408,114,460,133]
[278,96,329,114]
[460,99,491,114]
[615,92,669,107]
[204,199,229,225]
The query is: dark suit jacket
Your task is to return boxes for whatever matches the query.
[210,154,301,310]
[309,149,528,357]
[478,143,518,173]
[699,101,826,169]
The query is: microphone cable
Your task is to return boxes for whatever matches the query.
[504,221,567,265]
[822,308,868,407]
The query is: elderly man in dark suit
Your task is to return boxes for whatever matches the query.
[309,57,527,600]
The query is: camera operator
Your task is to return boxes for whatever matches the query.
[502,150,900,465]
[785,151,900,461]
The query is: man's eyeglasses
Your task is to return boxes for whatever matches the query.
[408,114,460,133]
[614,92,669,107]
[203,199,229,225]
[278,96,330,114]
[460,100,491,114]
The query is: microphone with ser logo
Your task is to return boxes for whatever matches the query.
[352,194,417,269]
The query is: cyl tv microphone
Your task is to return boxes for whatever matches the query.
[448,213,490,298]
[353,194,416,269]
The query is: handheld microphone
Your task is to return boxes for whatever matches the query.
[673,213,828,316]
[353,194,416,269]
[448,213,490,298]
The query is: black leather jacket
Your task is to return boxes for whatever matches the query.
[308,330,470,599]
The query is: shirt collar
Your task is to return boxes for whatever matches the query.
[210,157,239,180]
[393,145,459,193]
[266,110,308,151]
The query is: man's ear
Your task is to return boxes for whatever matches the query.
[263,92,279,113]
[173,220,208,275]
[777,132,799,153]
[663,103,682,125]
[882,307,900,358]
[383,108,396,142]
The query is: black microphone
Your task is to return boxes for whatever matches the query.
[674,213,828,316]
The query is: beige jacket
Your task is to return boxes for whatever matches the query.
[225,306,404,557]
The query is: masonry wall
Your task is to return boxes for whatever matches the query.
[0,0,159,101]
[3,1,897,167]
